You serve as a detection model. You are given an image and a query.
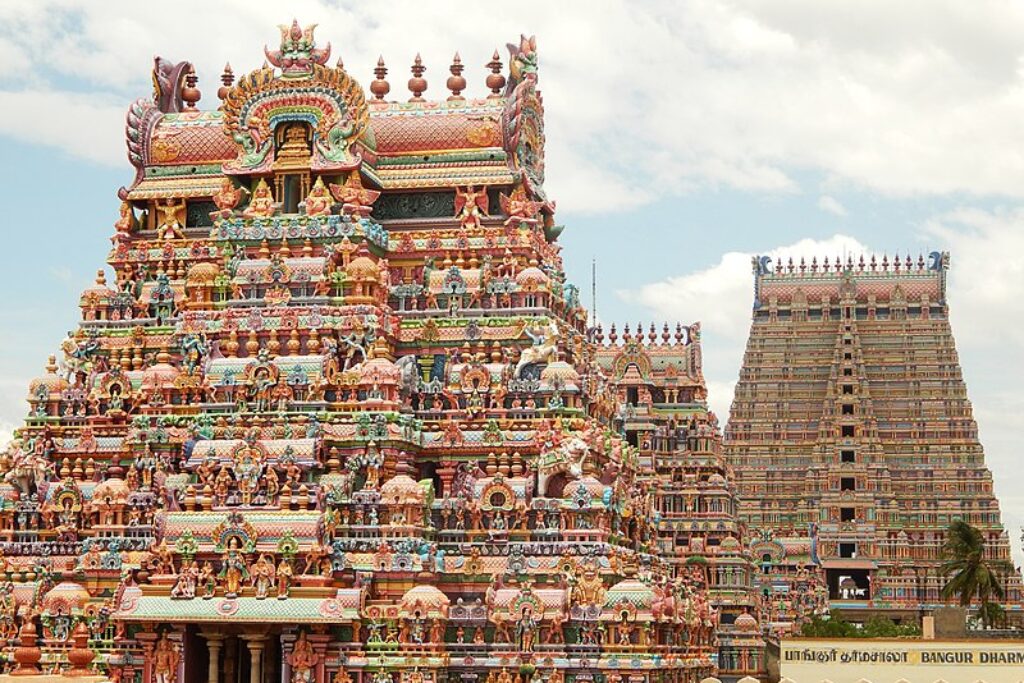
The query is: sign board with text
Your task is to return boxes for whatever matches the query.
[781,637,1024,683]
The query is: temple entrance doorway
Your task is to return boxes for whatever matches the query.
[188,631,282,683]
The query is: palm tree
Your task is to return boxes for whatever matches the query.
[940,520,1014,628]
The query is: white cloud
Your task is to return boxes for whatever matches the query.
[0,423,13,452]
[923,207,1024,348]
[919,208,1024,566]
[818,194,847,216]
[618,234,870,419]
[4,2,1024,209]
[0,90,125,165]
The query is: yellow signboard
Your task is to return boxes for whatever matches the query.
[782,638,1024,683]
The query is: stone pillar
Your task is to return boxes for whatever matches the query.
[280,633,293,683]
[136,630,158,683]
[225,637,238,683]
[243,635,266,683]
[437,460,456,498]
[170,630,186,683]
[202,633,226,683]
[309,632,331,683]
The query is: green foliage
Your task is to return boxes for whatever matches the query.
[862,615,922,638]
[977,602,1007,629]
[940,519,1015,627]
[800,610,921,638]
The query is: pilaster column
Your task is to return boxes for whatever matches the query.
[202,632,226,683]
[170,630,186,683]
[136,630,158,683]
[309,632,331,683]
[224,637,238,683]
[243,635,266,683]
[437,460,456,497]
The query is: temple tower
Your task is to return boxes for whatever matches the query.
[594,322,765,677]
[724,253,1022,625]
[0,22,719,683]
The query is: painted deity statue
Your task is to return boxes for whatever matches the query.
[242,178,277,218]
[211,177,246,219]
[276,558,293,599]
[515,605,538,652]
[153,633,180,683]
[170,561,198,599]
[199,561,217,599]
[572,567,606,607]
[515,320,559,379]
[250,554,275,599]
[303,176,333,217]
[288,631,319,683]
[155,198,186,240]
[114,201,136,234]
[219,538,249,598]
[329,172,380,218]
[499,186,543,227]
[454,185,489,229]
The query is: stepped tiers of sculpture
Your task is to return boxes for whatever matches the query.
[0,23,722,683]
[593,323,770,678]
[724,253,1023,625]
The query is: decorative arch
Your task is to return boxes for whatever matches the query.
[611,343,652,382]
[480,478,515,511]
[222,62,371,174]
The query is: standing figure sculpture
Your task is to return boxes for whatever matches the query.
[515,605,538,652]
[289,631,319,683]
[153,633,180,683]
[277,558,294,599]
[219,538,249,598]
[155,199,186,241]
[454,185,489,229]
[250,554,275,599]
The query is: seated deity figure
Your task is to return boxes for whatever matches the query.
[303,176,333,217]
[242,179,277,218]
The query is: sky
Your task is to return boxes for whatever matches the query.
[0,0,1022,564]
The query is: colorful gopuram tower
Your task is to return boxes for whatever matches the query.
[0,22,719,683]
[724,253,1023,626]
[594,323,765,677]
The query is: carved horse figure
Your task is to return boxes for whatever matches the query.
[537,436,589,497]
[395,355,419,401]
[4,449,53,498]
[514,321,559,379]
[60,335,100,382]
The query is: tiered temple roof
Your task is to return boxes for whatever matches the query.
[0,21,720,683]
[725,251,1022,626]
[593,323,766,676]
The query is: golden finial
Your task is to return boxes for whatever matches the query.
[408,53,427,102]
[447,52,466,101]
[486,50,505,97]
[182,65,200,108]
[218,63,234,100]
[371,56,390,100]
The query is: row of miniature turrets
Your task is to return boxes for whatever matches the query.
[172,51,516,108]
[767,253,942,275]
[592,322,693,347]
